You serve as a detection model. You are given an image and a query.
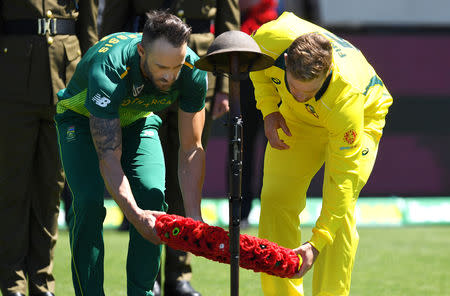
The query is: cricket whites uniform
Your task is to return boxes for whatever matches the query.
[249,12,393,296]
[55,32,207,296]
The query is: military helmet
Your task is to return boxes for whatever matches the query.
[195,30,274,74]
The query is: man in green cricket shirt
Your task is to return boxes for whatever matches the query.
[55,11,207,296]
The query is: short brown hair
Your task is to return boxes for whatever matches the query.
[142,10,191,49]
[286,33,332,81]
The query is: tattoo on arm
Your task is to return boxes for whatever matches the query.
[89,115,122,160]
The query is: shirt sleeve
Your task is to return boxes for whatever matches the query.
[179,65,207,113]
[309,92,365,252]
[249,69,281,118]
[85,62,126,119]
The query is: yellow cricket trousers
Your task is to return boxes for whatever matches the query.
[258,110,380,296]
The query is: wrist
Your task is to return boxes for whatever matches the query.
[309,230,329,252]
[308,242,319,255]
[123,206,143,225]
[189,215,202,221]
[185,210,202,220]
[185,205,202,220]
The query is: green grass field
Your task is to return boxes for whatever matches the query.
[54,226,450,295]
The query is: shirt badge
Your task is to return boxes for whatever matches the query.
[66,126,76,142]
[305,104,319,118]
[344,129,357,145]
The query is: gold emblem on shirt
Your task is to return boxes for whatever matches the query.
[305,103,319,118]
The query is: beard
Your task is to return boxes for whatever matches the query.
[142,61,174,92]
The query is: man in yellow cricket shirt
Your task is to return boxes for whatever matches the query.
[249,12,393,296]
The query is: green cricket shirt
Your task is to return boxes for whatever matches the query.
[56,32,207,126]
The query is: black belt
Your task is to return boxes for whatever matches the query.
[2,19,76,35]
[185,18,211,34]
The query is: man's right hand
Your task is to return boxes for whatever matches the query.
[264,111,292,150]
[132,210,165,245]
[212,92,229,120]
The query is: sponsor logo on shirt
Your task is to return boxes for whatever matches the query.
[132,84,144,97]
[142,130,155,137]
[343,129,357,145]
[271,77,281,84]
[121,97,172,108]
[92,93,111,107]
[305,103,319,118]
[362,147,369,156]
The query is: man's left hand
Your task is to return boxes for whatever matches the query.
[212,92,229,120]
[291,242,320,279]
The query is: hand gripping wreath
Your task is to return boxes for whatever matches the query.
[155,214,302,278]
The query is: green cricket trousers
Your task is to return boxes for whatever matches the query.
[55,110,167,296]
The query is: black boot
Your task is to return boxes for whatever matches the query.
[164,280,201,296]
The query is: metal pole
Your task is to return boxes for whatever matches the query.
[228,52,242,296]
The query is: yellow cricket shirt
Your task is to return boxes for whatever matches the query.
[250,12,393,251]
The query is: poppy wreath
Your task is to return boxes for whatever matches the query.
[155,214,302,278]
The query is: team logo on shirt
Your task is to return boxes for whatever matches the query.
[305,104,319,118]
[132,84,144,97]
[66,126,76,142]
[343,129,357,145]
[92,93,111,107]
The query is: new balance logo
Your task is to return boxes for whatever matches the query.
[142,130,155,137]
[92,93,111,107]
[132,84,144,97]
